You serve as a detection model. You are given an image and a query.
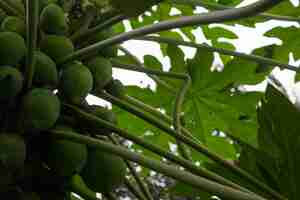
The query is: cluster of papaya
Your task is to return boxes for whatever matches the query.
[0,1,129,199]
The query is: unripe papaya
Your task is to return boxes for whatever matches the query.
[111,0,162,17]
[45,133,87,177]
[105,79,125,98]
[81,148,126,193]
[40,4,68,35]
[33,51,58,88]
[0,66,23,101]
[88,29,118,58]
[1,16,26,36]
[86,56,112,91]
[22,88,61,131]
[0,133,26,170]
[40,35,74,64]
[59,62,93,104]
[0,32,26,66]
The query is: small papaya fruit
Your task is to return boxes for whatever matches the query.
[59,62,93,104]
[105,79,125,98]
[81,148,126,193]
[88,29,118,58]
[33,51,58,88]
[0,66,23,101]
[22,88,61,131]
[86,56,112,91]
[0,32,26,66]
[1,16,26,36]
[45,132,87,177]
[40,4,68,35]
[0,133,26,170]
[111,0,162,17]
[40,35,74,64]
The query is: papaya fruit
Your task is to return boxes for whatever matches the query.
[40,4,68,35]
[88,29,118,58]
[33,51,58,88]
[39,0,59,12]
[81,148,126,193]
[0,133,26,170]
[86,56,112,91]
[79,105,117,135]
[0,32,26,66]
[22,88,61,131]
[45,135,87,177]
[105,79,125,98]
[1,16,26,36]
[40,35,74,64]
[59,62,93,104]
[111,0,162,17]
[0,66,23,101]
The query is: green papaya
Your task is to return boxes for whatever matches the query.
[0,32,26,66]
[45,134,87,177]
[111,0,162,17]
[86,56,112,91]
[0,133,26,170]
[33,51,58,88]
[105,79,125,98]
[81,148,126,193]
[39,0,59,12]
[40,4,68,35]
[1,16,26,36]
[0,66,23,101]
[88,29,118,58]
[40,35,74,64]
[59,62,93,104]
[22,88,61,131]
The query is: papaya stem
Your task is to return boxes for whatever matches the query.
[95,92,286,200]
[25,0,39,89]
[108,135,154,200]
[69,174,99,200]
[51,130,268,200]
[168,0,300,23]
[124,178,148,200]
[59,0,283,64]
[137,36,300,72]
[63,103,263,196]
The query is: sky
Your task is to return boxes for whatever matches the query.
[88,0,300,107]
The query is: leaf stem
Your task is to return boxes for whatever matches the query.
[59,0,283,64]
[168,0,300,23]
[64,103,264,197]
[137,36,299,72]
[25,0,39,89]
[51,130,268,200]
[95,93,286,200]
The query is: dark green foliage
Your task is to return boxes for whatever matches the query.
[81,148,126,193]
[45,133,87,177]
[0,66,23,101]
[0,133,26,170]
[40,35,74,63]
[1,16,26,36]
[111,0,162,17]
[33,51,58,88]
[0,9,7,25]
[0,32,26,66]
[86,56,112,91]
[40,4,68,35]
[59,62,93,104]
[105,79,125,98]
[22,88,61,131]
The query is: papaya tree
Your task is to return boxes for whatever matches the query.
[0,0,299,200]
